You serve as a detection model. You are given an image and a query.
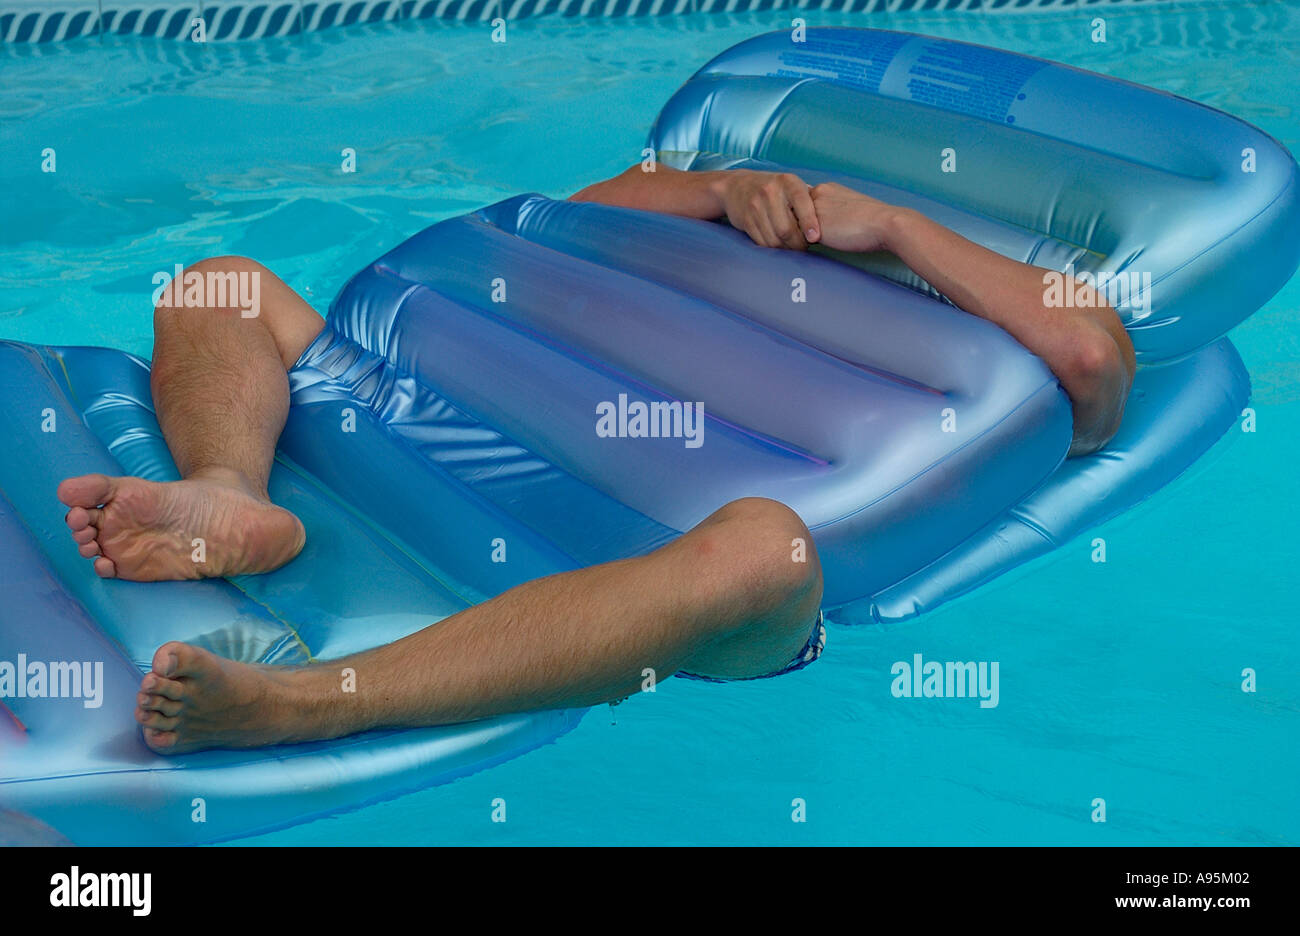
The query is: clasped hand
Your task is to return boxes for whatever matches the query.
[719,172,899,254]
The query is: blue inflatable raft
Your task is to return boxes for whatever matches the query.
[2,28,1296,844]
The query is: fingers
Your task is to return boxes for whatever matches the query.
[747,205,781,249]
[788,181,820,245]
[738,185,779,247]
[740,173,818,250]
[763,182,807,250]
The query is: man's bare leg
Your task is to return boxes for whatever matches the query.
[57,256,325,580]
[49,255,822,750]
[135,496,824,753]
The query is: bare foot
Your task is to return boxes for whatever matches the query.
[136,641,308,753]
[57,469,305,582]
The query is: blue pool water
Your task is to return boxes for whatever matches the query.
[2,0,1298,844]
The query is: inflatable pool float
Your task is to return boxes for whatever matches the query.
[2,28,1296,844]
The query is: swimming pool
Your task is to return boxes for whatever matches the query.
[2,0,1297,844]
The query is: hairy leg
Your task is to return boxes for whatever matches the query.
[58,256,326,580]
[149,255,324,488]
[135,497,825,753]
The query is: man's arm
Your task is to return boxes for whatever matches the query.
[572,167,1134,454]
[810,183,1136,456]
[571,163,821,250]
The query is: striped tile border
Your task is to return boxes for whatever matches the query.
[1,0,1183,43]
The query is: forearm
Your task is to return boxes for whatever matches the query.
[569,163,729,219]
[881,207,1135,455]
[882,208,1108,358]
[571,164,819,250]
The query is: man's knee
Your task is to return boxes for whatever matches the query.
[153,255,323,368]
[154,255,267,317]
[676,498,824,678]
[690,497,823,623]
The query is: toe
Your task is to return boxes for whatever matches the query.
[78,540,101,558]
[137,692,182,716]
[93,556,117,578]
[153,641,208,680]
[58,473,117,510]
[64,505,103,532]
[71,526,97,545]
[135,709,179,730]
[141,728,178,752]
[140,673,186,701]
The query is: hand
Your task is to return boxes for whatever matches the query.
[717,170,820,250]
[808,182,902,254]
